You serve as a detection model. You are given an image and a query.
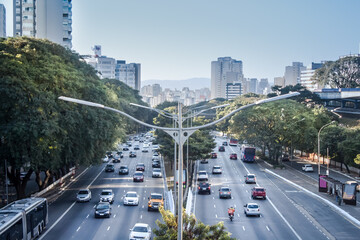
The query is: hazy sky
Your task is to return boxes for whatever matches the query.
[2,0,360,82]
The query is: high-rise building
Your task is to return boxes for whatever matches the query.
[115,61,141,91]
[249,78,258,93]
[0,4,5,37]
[13,0,72,48]
[284,62,305,86]
[300,62,324,91]
[274,77,285,87]
[258,78,269,94]
[211,57,243,99]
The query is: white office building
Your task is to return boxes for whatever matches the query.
[226,82,242,100]
[115,61,141,91]
[300,62,324,91]
[0,4,5,37]
[13,0,72,48]
[211,57,243,99]
[284,62,306,86]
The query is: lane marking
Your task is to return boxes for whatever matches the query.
[107,226,110,231]
[266,226,270,231]
[76,227,81,232]
[242,226,245,231]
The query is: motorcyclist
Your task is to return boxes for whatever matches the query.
[228,206,235,217]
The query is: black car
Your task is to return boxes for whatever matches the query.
[119,165,129,175]
[222,141,228,146]
[136,163,145,171]
[122,146,129,151]
[117,151,124,158]
[94,202,111,218]
[105,164,115,172]
[218,146,225,152]
[112,156,121,163]
[198,182,211,195]
[129,151,137,158]
[134,145,140,150]
[152,160,161,168]
[281,154,289,161]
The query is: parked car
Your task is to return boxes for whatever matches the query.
[197,170,208,181]
[302,164,314,172]
[136,163,145,171]
[123,191,139,206]
[118,165,129,175]
[153,151,159,157]
[99,189,114,204]
[76,189,92,202]
[133,171,144,182]
[148,193,164,211]
[152,156,160,161]
[251,187,266,199]
[152,145,159,150]
[222,141,228,146]
[129,223,152,240]
[210,152,217,159]
[219,186,231,199]
[129,151,137,158]
[117,151,124,158]
[198,182,211,194]
[281,154,290,161]
[200,159,209,164]
[152,168,162,178]
[105,163,115,172]
[218,146,225,152]
[152,160,161,168]
[243,203,260,217]
[94,202,111,218]
[245,174,256,184]
[212,165,222,174]
[230,153,238,160]
[102,156,109,162]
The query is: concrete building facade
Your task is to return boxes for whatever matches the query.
[300,62,324,91]
[226,82,242,100]
[0,4,5,37]
[211,57,243,99]
[284,62,306,86]
[13,0,72,48]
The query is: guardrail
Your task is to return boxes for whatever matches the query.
[32,167,75,198]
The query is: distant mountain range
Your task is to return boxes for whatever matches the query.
[141,78,210,90]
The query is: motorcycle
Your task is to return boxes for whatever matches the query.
[229,213,234,221]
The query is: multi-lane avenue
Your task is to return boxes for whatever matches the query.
[194,137,360,240]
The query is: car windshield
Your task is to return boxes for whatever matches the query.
[135,173,143,176]
[126,193,137,198]
[151,194,162,199]
[248,204,258,209]
[120,166,127,169]
[248,175,254,178]
[96,204,109,210]
[101,191,112,195]
[256,188,264,192]
[221,188,230,191]
[106,165,113,168]
[137,164,145,167]
[133,226,148,232]
[153,169,161,172]
[214,166,221,169]
[78,190,89,194]
[199,172,206,175]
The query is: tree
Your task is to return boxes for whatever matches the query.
[312,56,360,88]
[153,207,234,240]
[338,127,360,167]
[267,84,322,105]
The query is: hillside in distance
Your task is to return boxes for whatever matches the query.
[142,78,210,90]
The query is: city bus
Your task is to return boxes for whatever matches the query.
[229,138,238,146]
[240,145,256,163]
[0,198,48,240]
[342,181,359,205]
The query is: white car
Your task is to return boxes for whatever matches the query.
[212,165,222,174]
[102,156,109,162]
[152,168,162,178]
[124,191,139,206]
[197,170,208,181]
[100,189,114,204]
[243,203,261,217]
[152,145,159,150]
[152,156,160,161]
[129,223,152,240]
[142,146,149,152]
[76,189,91,202]
[302,164,314,172]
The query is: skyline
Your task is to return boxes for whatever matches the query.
[1,0,360,82]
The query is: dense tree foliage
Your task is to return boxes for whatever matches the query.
[0,37,147,198]
[268,84,322,105]
[313,56,360,88]
[154,207,234,240]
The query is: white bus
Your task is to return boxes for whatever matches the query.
[0,198,48,240]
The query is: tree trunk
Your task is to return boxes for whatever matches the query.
[8,167,27,199]
[35,170,43,191]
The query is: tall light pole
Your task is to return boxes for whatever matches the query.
[289,118,305,161]
[317,121,336,175]
[59,92,299,240]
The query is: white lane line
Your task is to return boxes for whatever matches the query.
[214,204,216,208]
[86,214,89,219]
[40,166,106,240]
[266,226,270,231]
[140,215,143,219]
[118,205,120,208]
[107,226,110,231]
[76,227,81,232]
[215,214,218,218]
[113,214,116,218]
[242,226,246,231]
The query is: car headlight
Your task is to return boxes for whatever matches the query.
[95,211,99,214]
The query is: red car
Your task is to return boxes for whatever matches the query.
[251,187,266,199]
[133,171,144,182]
[211,153,217,159]
[230,153,237,160]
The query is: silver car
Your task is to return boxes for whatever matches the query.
[245,174,256,184]
[129,223,152,240]
[152,168,162,178]
[197,170,208,181]
[244,203,260,217]
[100,189,114,204]
[212,165,222,174]
[77,189,91,202]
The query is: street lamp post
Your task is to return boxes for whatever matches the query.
[317,121,336,175]
[59,92,299,240]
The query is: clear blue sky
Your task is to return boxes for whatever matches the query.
[2,0,360,82]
